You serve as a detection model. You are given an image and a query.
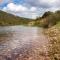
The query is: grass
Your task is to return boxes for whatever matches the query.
[55,22,60,27]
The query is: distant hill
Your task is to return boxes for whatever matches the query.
[35,10,60,28]
[0,10,60,27]
[0,10,31,26]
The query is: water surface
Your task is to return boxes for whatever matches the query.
[0,26,49,60]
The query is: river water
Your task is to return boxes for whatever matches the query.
[0,26,49,60]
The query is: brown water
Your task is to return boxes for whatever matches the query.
[0,26,50,60]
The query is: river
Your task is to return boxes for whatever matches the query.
[0,26,50,60]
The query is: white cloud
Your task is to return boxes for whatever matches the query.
[30,7,37,11]
[40,0,56,3]
[3,3,37,12]
[2,0,60,19]
[2,3,38,19]
[3,3,28,12]
[46,7,60,12]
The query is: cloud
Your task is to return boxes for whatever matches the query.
[5,3,28,12]
[24,0,51,8]
[2,3,39,18]
[1,0,60,19]
[24,0,60,8]
[3,3,37,12]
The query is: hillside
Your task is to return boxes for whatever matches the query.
[32,10,60,60]
[0,10,31,26]
[0,10,60,27]
[35,10,60,28]
[41,11,60,60]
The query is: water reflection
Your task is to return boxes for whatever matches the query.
[0,26,50,60]
[0,26,40,59]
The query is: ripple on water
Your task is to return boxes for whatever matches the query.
[0,26,47,60]
[0,26,38,49]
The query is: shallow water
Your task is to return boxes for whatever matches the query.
[0,26,49,60]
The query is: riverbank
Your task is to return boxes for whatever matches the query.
[44,23,60,60]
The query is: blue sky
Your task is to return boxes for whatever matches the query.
[0,0,60,19]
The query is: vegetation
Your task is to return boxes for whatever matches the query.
[0,10,60,27]
[35,11,60,28]
[0,10,32,26]
[43,11,60,60]
[33,10,60,60]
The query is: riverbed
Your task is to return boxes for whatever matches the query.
[0,26,50,60]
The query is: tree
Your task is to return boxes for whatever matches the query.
[42,11,53,18]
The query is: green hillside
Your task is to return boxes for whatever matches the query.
[0,10,60,27]
[0,10,32,26]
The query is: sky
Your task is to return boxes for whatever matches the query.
[0,0,60,19]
